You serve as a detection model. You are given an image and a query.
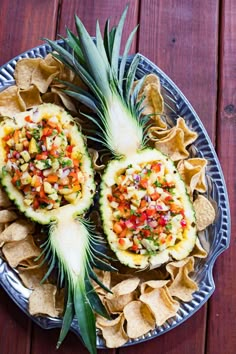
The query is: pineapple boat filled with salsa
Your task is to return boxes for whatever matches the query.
[46,6,197,270]
[0,103,115,354]
[103,150,196,268]
[2,106,85,211]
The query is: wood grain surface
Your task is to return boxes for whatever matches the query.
[0,1,234,354]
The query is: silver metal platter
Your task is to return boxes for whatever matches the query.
[0,41,230,348]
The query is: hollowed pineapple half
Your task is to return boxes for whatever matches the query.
[0,103,95,222]
[100,149,196,269]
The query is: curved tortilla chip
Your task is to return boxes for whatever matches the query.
[0,85,26,115]
[124,301,155,338]
[29,284,60,317]
[166,257,198,301]
[0,219,35,247]
[19,85,42,109]
[193,195,216,231]
[177,158,207,194]
[154,128,189,161]
[96,314,128,348]
[140,285,179,326]
[2,233,39,267]
[14,58,41,90]
[105,277,140,313]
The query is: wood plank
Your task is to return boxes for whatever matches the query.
[206,0,236,353]
[138,0,219,140]
[31,326,112,354]
[57,0,139,53]
[0,0,59,66]
[0,288,31,354]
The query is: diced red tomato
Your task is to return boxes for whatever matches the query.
[146,208,156,217]
[139,212,147,222]
[152,163,161,173]
[24,115,32,123]
[118,238,125,246]
[42,127,53,137]
[158,216,167,226]
[140,178,148,189]
[36,152,48,160]
[181,219,187,227]
[151,192,160,201]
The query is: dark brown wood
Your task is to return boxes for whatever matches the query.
[57,0,139,53]
[0,0,59,66]
[0,288,31,354]
[138,0,219,140]
[206,0,236,353]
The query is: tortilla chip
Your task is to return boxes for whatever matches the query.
[0,85,26,115]
[0,219,35,247]
[140,285,179,326]
[2,234,40,268]
[31,60,60,93]
[19,85,42,109]
[140,280,170,294]
[96,314,128,348]
[0,210,18,223]
[14,58,41,90]
[18,262,49,289]
[177,158,207,194]
[0,189,12,208]
[29,284,60,317]
[154,128,189,161]
[190,237,208,258]
[44,53,64,72]
[176,118,198,146]
[124,300,155,338]
[50,87,77,113]
[193,195,216,231]
[41,91,61,105]
[142,83,165,115]
[104,277,140,313]
[166,257,198,301]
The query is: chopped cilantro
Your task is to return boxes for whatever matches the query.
[1,166,7,176]
[166,223,172,230]
[15,180,21,187]
[154,180,162,187]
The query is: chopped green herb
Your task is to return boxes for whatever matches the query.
[154,180,162,187]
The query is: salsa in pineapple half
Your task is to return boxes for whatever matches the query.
[0,103,113,354]
[46,6,197,270]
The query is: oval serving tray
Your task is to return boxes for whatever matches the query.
[0,41,231,348]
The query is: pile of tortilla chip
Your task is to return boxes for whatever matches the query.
[0,54,216,348]
[0,53,87,117]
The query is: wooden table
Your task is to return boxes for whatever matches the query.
[0,1,235,353]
